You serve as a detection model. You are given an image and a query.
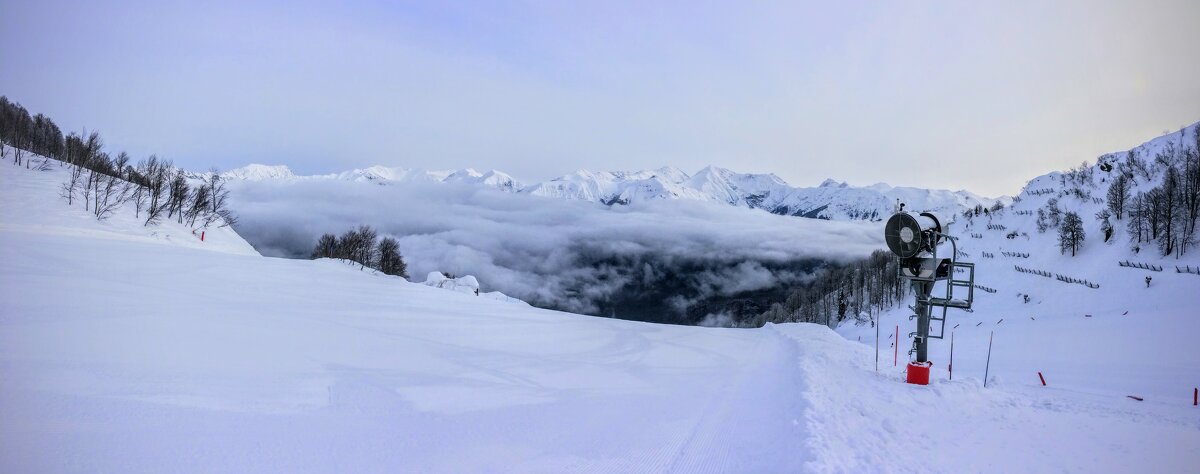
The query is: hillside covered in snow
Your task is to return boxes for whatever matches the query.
[836,123,1200,389]
[2,144,1196,472]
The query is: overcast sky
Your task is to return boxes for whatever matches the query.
[2,0,1198,196]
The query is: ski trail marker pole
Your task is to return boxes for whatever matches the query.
[894,325,899,367]
[984,330,993,388]
[873,316,883,372]
[949,331,954,381]
[1038,372,1046,386]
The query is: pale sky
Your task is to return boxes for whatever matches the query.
[2,0,1198,196]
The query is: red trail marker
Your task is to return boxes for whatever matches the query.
[1038,372,1047,386]
[894,325,899,367]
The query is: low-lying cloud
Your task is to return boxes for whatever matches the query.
[228,179,884,321]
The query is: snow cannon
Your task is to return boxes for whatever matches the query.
[884,211,975,386]
[884,212,944,259]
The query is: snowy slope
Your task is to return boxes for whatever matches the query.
[819,124,1200,473]
[0,160,258,257]
[2,148,1197,471]
[1,157,813,472]
[834,123,1200,457]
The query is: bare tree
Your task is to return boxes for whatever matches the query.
[1106,173,1129,220]
[130,184,149,218]
[166,169,189,222]
[1157,166,1180,255]
[355,225,378,268]
[377,237,409,278]
[1179,138,1200,254]
[204,170,234,227]
[93,173,131,220]
[1059,212,1086,256]
[139,155,169,226]
[61,162,86,205]
[311,233,338,259]
[1146,188,1164,242]
[112,151,130,179]
[184,183,211,227]
[335,225,379,269]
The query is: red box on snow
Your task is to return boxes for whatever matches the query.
[906,361,931,385]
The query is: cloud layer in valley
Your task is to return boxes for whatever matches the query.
[228,179,884,319]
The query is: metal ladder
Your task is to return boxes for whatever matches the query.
[927,261,973,340]
[907,235,975,355]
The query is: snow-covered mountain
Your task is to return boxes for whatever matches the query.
[219,164,297,181]
[440,168,523,191]
[221,162,1003,221]
[221,164,525,192]
[757,178,1006,221]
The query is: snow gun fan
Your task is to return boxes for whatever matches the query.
[885,211,943,258]
[885,210,975,385]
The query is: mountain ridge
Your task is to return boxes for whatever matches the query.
[221,163,1005,221]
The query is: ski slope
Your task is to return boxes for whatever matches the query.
[1,156,1197,472]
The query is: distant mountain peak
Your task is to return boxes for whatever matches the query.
[221,164,296,181]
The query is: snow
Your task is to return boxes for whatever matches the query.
[785,324,1196,473]
[1,161,258,257]
[831,123,1200,470]
[222,162,1004,222]
[2,142,1198,471]
[220,164,523,192]
[422,271,481,295]
[221,164,297,181]
[520,164,1004,220]
[441,168,524,191]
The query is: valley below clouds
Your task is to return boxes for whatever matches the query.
[228,178,885,324]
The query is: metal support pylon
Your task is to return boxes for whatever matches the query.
[911,280,933,363]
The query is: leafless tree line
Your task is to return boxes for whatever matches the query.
[751,250,908,328]
[312,225,409,278]
[1,95,235,227]
[0,96,60,171]
[1111,132,1200,257]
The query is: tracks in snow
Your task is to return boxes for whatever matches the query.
[656,325,810,473]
